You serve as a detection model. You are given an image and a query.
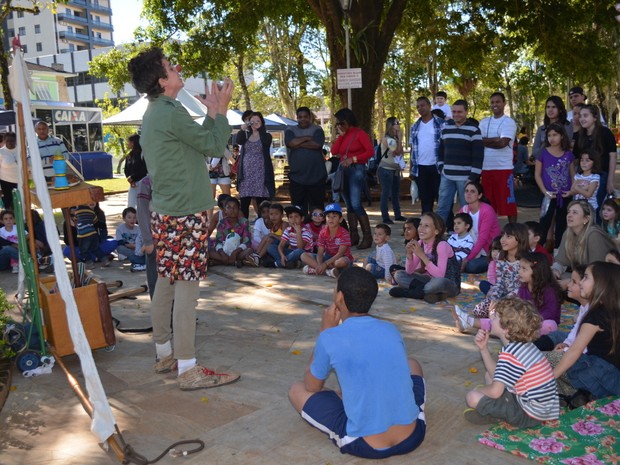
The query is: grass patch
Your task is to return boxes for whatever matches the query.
[88,177,129,194]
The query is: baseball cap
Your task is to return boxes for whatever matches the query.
[324,203,342,214]
[569,86,584,96]
[284,205,303,216]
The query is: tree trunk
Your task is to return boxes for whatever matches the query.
[0,50,12,110]
[307,0,408,134]
[235,52,252,111]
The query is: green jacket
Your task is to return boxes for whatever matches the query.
[141,94,230,216]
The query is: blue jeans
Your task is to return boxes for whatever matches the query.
[464,256,489,274]
[437,175,467,224]
[366,256,386,279]
[341,164,367,216]
[268,243,305,267]
[567,354,620,398]
[0,246,18,270]
[378,167,402,221]
[393,271,459,297]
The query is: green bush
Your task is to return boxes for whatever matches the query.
[0,289,16,360]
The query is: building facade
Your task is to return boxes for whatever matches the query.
[3,0,114,58]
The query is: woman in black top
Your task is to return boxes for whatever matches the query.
[574,105,617,209]
[124,134,148,208]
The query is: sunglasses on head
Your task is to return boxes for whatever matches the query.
[312,212,324,217]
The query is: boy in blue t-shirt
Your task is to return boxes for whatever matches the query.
[288,267,426,459]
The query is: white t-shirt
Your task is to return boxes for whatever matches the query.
[416,120,437,166]
[0,147,19,184]
[479,115,517,170]
[432,103,452,119]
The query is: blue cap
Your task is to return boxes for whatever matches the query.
[324,203,342,214]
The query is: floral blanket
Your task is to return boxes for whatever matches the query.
[478,397,620,465]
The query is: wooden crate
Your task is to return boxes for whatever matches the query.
[39,276,116,357]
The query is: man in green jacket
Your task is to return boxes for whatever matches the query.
[128,47,240,390]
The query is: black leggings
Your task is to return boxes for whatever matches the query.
[240,196,271,219]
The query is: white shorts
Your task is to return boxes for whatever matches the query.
[210,176,231,185]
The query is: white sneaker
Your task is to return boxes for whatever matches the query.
[325,268,339,278]
[11,265,19,274]
[302,265,317,275]
[452,305,472,333]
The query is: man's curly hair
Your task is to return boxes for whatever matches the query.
[128,47,167,97]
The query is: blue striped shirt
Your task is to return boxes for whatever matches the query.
[409,116,443,177]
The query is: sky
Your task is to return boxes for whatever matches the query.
[110,0,146,45]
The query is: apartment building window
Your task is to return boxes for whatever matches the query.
[17,11,24,18]
[7,12,12,20]
[8,29,14,38]
[18,27,26,36]
[36,43,43,52]
[35,25,41,34]
[22,44,27,53]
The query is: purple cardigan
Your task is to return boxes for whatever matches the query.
[517,285,561,324]
[459,202,501,261]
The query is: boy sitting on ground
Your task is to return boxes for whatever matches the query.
[363,223,396,282]
[300,203,353,278]
[254,203,287,263]
[266,205,313,269]
[447,213,474,266]
[464,296,559,427]
[288,267,427,459]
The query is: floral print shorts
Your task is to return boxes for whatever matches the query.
[151,211,209,282]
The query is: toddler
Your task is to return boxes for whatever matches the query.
[255,203,287,262]
[115,207,142,266]
[305,206,326,252]
[363,223,396,281]
[447,213,474,263]
[251,200,272,250]
[0,210,20,273]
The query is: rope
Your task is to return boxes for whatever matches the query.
[115,426,205,464]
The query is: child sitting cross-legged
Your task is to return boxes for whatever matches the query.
[255,203,287,266]
[363,223,396,281]
[115,207,142,266]
[268,205,313,269]
[454,252,562,336]
[209,196,259,268]
[447,212,474,268]
[463,296,560,427]
[300,203,353,278]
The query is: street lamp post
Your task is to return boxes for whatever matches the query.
[340,0,352,110]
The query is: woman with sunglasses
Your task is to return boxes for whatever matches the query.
[378,117,406,224]
[330,108,375,249]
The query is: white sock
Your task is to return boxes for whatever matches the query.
[466,315,475,328]
[177,358,197,375]
[155,341,172,360]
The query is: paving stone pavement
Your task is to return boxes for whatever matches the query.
[0,191,550,465]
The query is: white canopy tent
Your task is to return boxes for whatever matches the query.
[265,113,298,127]
[102,88,207,126]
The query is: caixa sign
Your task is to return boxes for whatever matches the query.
[53,109,101,124]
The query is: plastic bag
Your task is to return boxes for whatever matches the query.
[540,195,551,218]
[410,180,419,204]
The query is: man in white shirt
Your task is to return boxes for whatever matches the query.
[479,92,518,222]
[409,97,444,213]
